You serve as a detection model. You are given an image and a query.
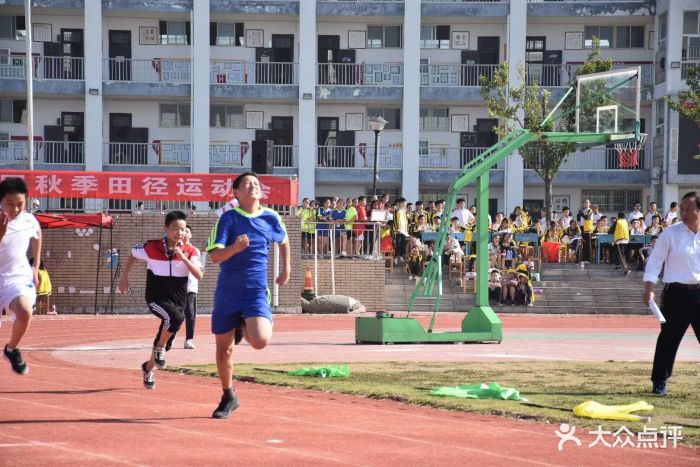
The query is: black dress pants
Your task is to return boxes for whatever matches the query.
[651,284,700,383]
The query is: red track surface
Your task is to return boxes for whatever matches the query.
[0,314,697,466]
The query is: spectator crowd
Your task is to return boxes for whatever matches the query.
[297,196,680,307]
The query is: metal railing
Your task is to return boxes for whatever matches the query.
[303,222,383,260]
[103,58,191,82]
[682,61,700,80]
[1,56,84,80]
[525,146,650,171]
[274,145,298,167]
[318,63,403,86]
[211,61,298,85]
[0,141,84,164]
[419,147,505,170]
[526,64,567,87]
[421,64,498,87]
[316,145,403,169]
[102,142,191,166]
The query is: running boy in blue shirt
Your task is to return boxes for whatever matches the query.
[207,172,290,419]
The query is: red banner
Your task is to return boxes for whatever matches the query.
[0,170,298,206]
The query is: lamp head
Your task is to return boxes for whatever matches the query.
[368,115,388,132]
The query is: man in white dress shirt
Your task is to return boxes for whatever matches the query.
[643,192,700,396]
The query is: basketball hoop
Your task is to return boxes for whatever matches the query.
[615,133,647,169]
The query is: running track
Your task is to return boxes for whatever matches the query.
[0,314,697,466]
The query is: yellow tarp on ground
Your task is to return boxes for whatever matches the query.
[573,400,654,422]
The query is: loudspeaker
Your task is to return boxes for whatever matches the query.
[252,140,274,174]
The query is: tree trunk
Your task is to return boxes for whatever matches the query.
[544,175,554,223]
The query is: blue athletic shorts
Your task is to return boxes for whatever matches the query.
[211,287,272,335]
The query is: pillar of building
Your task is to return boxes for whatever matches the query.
[83,1,103,211]
[297,0,317,202]
[402,3,420,202]
[503,0,526,214]
[191,2,210,174]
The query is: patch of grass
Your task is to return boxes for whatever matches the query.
[172,361,700,446]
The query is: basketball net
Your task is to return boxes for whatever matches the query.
[615,133,647,169]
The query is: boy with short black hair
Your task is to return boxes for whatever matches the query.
[207,172,290,419]
[0,177,42,375]
[118,210,202,389]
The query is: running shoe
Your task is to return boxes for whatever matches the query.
[142,361,155,389]
[152,346,166,369]
[184,339,195,349]
[212,392,240,419]
[4,345,28,375]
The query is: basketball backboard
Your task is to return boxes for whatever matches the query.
[575,67,641,137]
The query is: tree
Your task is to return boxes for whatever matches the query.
[665,65,700,122]
[480,39,612,221]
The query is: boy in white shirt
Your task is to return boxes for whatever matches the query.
[0,178,42,375]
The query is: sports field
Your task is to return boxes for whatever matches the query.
[0,313,698,465]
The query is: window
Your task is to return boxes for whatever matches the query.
[585,25,644,49]
[367,25,402,49]
[367,107,401,130]
[581,189,642,213]
[526,36,546,63]
[47,197,84,212]
[683,11,699,35]
[658,12,667,49]
[0,16,26,40]
[0,132,8,149]
[159,20,190,45]
[420,25,450,49]
[210,105,244,128]
[159,103,190,127]
[0,99,26,123]
[656,100,665,126]
[210,22,244,46]
[108,199,132,212]
[419,108,449,131]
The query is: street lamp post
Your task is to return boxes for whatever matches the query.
[368,116,388,196]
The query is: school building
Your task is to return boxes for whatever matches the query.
[0,0,699,215]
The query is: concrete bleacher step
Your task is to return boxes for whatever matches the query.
[383,260,658,314]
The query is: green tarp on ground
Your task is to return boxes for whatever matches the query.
[288,365,350,378]
[430,382,522,400]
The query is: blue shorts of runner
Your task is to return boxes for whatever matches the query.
[211,287,272,335]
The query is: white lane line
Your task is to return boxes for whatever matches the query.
[0,442,68,448]
[479,353,574,361]
[0,432,145,466]
[20,361,699,463]
[370,348,417,352]
[0,396,352,466]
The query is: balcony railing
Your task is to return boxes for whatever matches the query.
[211,61,298,85]
[525,146,649,171]
[681,47,700,80]
[421,64,498,87]
[103,58,191,83]
[103,142,191,166]
[526,64,568,87]
[419,147,505,170]
[0,141,85,164]
[318,63,403,86]
[0,56,84,80]
[209,143,298,168]
[316,145,402,169]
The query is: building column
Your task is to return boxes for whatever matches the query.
[191,2,210,175]
[402,3,420,202]
[83,1,102,211]
[503,1,526,214]
[298,0,317,202]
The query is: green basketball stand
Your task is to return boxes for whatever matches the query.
[355,67,643,345]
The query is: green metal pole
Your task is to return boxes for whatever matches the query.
[475,173,489,307]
